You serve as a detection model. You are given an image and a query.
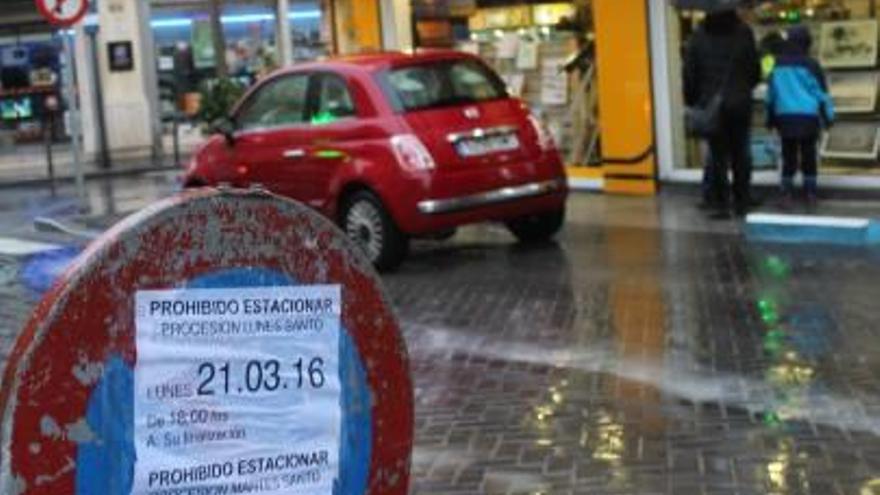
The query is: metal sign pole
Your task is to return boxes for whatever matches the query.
[86,26,111,170]
[63,31,86,207]
[43,112,55,197]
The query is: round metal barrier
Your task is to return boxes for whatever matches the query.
[0,188,413,495]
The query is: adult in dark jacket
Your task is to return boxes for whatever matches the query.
[684,10,761,217]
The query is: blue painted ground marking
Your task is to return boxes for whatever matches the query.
[746,213,879,247]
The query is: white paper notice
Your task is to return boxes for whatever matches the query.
[496,33,519,59]
[133,285,342,495]
[516,40,539,70]
[541,58,569,106]
[158,56,175,71]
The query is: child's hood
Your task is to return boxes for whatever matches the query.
[786,26,813,55]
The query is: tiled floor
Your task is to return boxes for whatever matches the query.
[390,195,880,494]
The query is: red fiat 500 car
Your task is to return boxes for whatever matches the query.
[184,51,568,270]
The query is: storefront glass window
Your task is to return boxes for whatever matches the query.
[0,30,67,154]
[411,1,597,166]
[151,1,326,120]
[668,1,880,178]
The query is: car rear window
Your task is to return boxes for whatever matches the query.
[379,59,508,112]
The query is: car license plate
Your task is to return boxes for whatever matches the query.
[455,133,520,157]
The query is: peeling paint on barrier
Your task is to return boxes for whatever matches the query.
[0,188,413,494]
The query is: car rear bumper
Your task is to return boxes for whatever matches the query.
[362,149,568,235]
[385,174,567,236]
[417,179,565,215]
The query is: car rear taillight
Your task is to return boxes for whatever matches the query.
[390,134,436,172]
[528,114,557,152]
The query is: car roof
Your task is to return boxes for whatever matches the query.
[273,50,479,76]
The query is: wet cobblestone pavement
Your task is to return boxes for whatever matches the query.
[1,183,880,494]
[392,195,880,495]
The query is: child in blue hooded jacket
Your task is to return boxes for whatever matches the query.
[766,26,835,206]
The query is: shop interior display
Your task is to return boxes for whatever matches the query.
[415,20,456,47]
[828,71,879,113]
[751,134,781,170]
[153,5,327,120]
[453,3,594,162]
[821,121,880,159]
[465,29,580,156]
[819,19,878,68]
[0,68,29,89]
[0,97,33,121]
[0,42,62,145]
[1,46,27,66]
[815,17,880,163]
[411,1,597,165]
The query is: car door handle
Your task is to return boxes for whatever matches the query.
[282,149,306,159]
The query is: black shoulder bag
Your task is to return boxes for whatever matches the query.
[686,51,735,138]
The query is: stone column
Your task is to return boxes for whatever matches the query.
[277,0,293,66]
[92,0,159,159]
[136,0,163,160]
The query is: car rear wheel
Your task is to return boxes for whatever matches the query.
[342,191,409,271]
[505,208,565,243]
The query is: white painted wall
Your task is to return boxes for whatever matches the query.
[73,26,98,156]
[93,0,158,156]
[379,0,413,52]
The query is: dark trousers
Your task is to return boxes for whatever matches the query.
[781,137,818,195]
[708,111,752,209]
[701,141,713,202]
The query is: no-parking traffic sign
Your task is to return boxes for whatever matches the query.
[35,0,89,27]
[0,188,414,494]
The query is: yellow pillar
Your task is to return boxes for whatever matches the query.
[592,0,657,195]
[333,0,382,55]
